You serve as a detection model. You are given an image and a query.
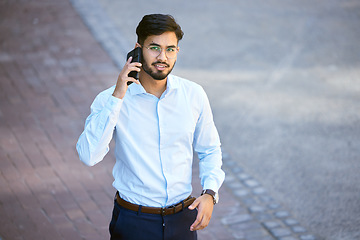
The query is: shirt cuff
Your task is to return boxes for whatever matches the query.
[105,95,123,112]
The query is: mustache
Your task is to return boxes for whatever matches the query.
[152,61,170,67]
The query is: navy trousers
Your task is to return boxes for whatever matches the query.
[109,199,198,240]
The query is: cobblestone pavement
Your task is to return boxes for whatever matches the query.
[0,0,321,239]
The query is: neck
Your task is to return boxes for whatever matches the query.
[139,72,167,98]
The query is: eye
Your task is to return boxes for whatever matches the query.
[166,48,176,52]
[149,46,161,52]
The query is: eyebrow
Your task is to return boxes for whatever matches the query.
[148,43,177,48]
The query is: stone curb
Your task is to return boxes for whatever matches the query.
[221,153,318,240]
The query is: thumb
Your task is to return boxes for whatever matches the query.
[188,199,199,210]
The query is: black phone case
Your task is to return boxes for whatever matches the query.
[126,47,142,85]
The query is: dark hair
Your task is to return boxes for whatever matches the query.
[136,14,184,45]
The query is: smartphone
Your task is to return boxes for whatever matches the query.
[126,47,142,85]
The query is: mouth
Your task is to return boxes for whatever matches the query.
[153,62,169,71]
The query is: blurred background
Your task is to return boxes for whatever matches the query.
[93,0,360,238]
[1,0,360,239]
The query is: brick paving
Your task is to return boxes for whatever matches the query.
[0,0,319,239]
[0,1,117,239]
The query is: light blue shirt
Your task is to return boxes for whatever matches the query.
[76,74,225,207]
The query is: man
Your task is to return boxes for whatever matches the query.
[76,14,225,240]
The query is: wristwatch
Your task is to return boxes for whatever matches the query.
[201,189,219,205]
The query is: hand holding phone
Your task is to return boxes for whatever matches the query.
[126,47,142,85]
[112,47,142,99]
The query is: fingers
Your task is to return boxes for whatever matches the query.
[120,58,142,84]
[126,56,132,63]
[188,198,199,210]
[189,209,211,231]
[124,57,142,81]
[123,56,141,74]
[112,58,141,99]
[190,216,200,231]
[189,196,213,231]
[126,56,142,69]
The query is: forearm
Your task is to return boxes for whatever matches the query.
[77,95,122,166]
[198,147,225,192]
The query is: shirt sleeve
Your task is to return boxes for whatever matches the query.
[76,90,122,166]
[193,88,225,193]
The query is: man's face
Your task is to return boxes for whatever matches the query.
[140,32,179,81]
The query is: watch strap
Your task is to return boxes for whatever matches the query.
[201,189,217,205]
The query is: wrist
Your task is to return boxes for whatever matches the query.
[201,189,219,205]
[112,87,125,99]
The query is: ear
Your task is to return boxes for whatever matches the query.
[135,43,141,48]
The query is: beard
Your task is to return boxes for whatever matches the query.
[142,59,176,80]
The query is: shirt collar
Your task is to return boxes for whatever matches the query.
[128,81,146,96]
[166,75,179,90]
[128,74,179,96]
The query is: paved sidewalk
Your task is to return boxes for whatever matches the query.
[0,0,318,239]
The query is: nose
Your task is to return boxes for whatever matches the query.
[157,49,167,61]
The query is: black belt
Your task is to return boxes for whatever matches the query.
[116,192,196,216]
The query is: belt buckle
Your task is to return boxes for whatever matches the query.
[162,204,177,216]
